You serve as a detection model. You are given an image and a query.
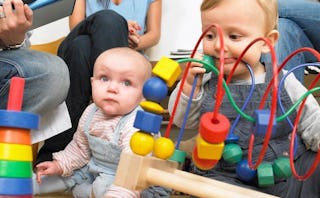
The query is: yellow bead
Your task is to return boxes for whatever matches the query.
[130,131,154,156]
[140,101,164,114]
[196,135,224,160]
[153,137,175,159]
[152,56,181,88]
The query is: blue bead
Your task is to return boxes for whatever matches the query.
[254,109,276,137]
[143,77,168,103]
[236,159,257,182]
[133,110,163,133]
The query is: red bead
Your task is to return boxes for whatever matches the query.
[199,112,230,143]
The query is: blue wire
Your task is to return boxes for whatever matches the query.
[226,63,255,143]
[175,63,254,148]
[175,75,199,149]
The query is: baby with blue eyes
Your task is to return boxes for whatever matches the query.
[91,47,152,117]
[34,47,152,198]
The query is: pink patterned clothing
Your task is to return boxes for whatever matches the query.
[53,103,140,197]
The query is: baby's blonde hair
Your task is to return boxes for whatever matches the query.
[201,0,278,33]
[94,47,152,81]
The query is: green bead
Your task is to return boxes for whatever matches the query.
[202,55,215,73]
[257,163,274,187]
[169,149,187,164]
[222,143,243,164]
[273,157,292,179]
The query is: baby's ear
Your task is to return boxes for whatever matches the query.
[261,29,279,54]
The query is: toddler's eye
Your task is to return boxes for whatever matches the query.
[123,80,131,86]
[205,33,215,40]
[100,76,109,82]
[229,34,242,40]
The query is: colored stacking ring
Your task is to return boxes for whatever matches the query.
[0,178,32,195]
[0,127,31,145]
[0,195,33,198]
[0,160,32,178]
[0,110,39,129]
[0,143,32,161]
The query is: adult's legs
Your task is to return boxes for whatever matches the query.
[0,49,69,115]
[261,18,313,82]
[58,9,129,66]
[36,36,91,163]
[278,0,320,53]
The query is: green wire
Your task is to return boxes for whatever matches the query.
[176,58,320,123]
[277,87,320,121]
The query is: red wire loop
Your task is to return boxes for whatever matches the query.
[165,24,223,138]
[165,22,320,180]
[237,38,279,170]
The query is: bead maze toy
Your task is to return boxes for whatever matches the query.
[114,57,278,197]
[113,22,320,197]
[0,77,39,198]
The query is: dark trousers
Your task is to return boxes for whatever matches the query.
[36,10,129,164]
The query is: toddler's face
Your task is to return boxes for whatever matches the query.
[91,57,146,116]
[201,0,268,80]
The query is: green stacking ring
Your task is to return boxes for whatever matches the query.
[0,160,32,178]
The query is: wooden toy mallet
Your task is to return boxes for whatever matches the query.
[114,152,279,198]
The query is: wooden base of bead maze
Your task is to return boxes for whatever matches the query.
[114,152,279,198]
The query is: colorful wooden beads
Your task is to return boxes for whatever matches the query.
[152,56,181,88]
[130,57,182,160]
[130,131,154,156]
[193,112,230,170]
[0,77,39,197]
[254,109,276,137]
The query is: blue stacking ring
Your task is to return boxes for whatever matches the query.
[0,178,32,195]
[0,195,32,198]
[0,110,39,129]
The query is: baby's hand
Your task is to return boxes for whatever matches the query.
[35,160,63,184]
[183,53,207,97]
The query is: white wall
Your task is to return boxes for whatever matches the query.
[30,0,203,61]
[146,0,202,61]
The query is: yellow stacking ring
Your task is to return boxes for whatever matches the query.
[0,143,32,161]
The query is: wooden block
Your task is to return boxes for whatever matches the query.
[114,152,178,190]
